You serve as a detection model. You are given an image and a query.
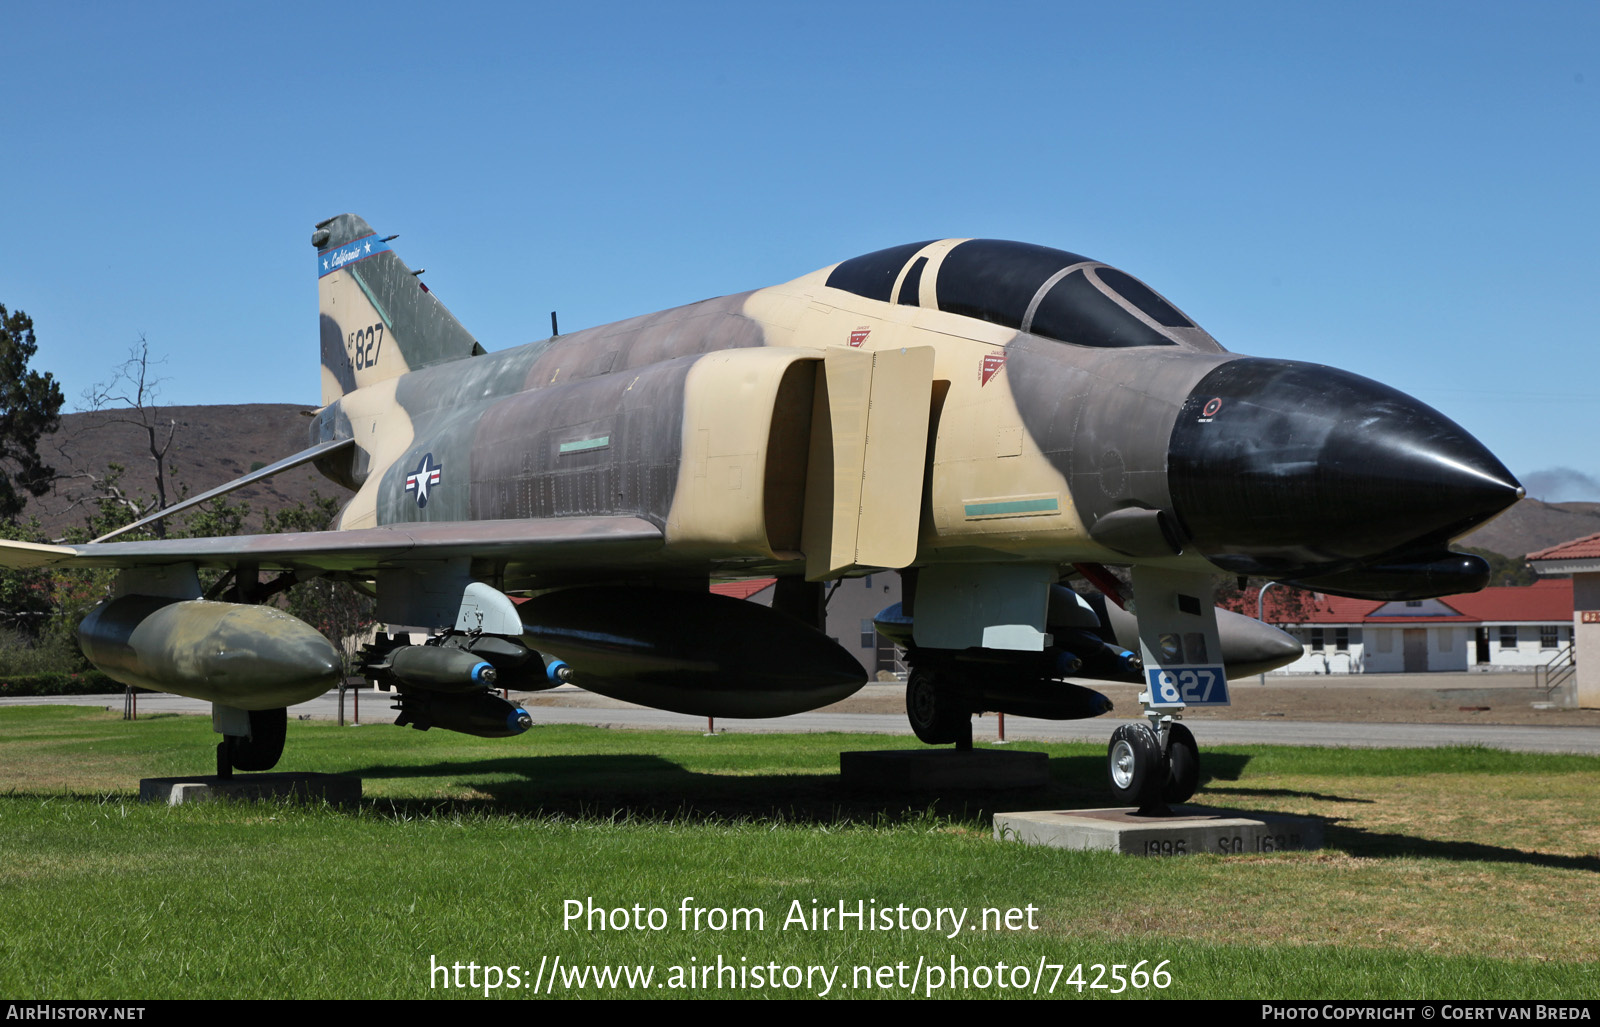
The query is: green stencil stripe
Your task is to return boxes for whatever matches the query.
[963,497,1059,517]
[559,436,611,454]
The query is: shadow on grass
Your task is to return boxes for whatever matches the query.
[1322,823,1600,873]
[1203,786,1376,804]
[1196,752,1252,781]
[347,752,1082,826]
[336,748,1253,828]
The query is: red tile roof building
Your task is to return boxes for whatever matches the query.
[1248,580,1573,674]
[1527,532,1600,567]
[1529,534,1600,707]
[709,578,778,602]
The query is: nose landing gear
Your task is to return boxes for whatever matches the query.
[1101,565,1223,813]
[1107,717,1199,815]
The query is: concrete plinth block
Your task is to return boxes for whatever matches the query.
[139,773,362,807]
[994,806,1323,856]
[841,748,1050,790]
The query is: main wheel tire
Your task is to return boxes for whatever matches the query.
[226,707,287,772]
[1107,723,1165,809]
[1161,722,1200,805]
[906,667,970,745]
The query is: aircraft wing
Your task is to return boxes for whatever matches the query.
[0,516,663,573]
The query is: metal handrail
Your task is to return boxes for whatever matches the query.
[1535,643,1577,695]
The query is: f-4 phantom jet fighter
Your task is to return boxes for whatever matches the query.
[1,217,1522,808]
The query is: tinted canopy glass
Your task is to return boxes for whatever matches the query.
[825,239,1195,349]
[1028,268,1174,349]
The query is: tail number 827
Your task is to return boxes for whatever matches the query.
[350,323,384,370]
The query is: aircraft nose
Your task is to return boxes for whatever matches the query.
[1167,358,1523,577]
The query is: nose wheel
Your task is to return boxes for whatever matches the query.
[1107,720,1200,814]
[1163,722,1200,805]
[1107,723,1164,812]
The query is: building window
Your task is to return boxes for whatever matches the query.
[1499,626,1517,650]
[1334,628,1349,652]
[1310,628,1324,651]
[1405,600,1423,608]
[1541,625,1560,649]
[859,619,875,650]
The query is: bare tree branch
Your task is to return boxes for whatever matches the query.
[74,337,178,537]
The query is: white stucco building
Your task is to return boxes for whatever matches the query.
[1528,534,1600,708]
[1260,579,1573,675]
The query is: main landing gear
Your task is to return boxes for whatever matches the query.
[905,666,973,749]
[1107,717,1198,815]
[215,707,288,778]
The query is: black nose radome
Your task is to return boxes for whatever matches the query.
[1167,358,1522,578]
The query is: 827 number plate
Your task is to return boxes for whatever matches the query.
[1146,666,1230,706]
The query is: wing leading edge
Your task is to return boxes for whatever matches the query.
[0,516,663,574]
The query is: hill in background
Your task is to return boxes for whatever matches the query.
[23,404,331,539]
[1459,498,1600,560]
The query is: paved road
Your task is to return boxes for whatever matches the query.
[9,690,1599,755]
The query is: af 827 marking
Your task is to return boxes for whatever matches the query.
[349,323,384,370]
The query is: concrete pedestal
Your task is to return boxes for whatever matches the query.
[140,773,361,807]
[994,806,1323,856]
[841,748,1050,790]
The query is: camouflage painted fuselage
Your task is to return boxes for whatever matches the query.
[310,214,1520,599]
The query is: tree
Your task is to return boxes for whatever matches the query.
[74,338,178,537]
[0,517,56,640]
[1068,565,1320,627]
[1214,575,1321,627]
[0,306,65,521]
[1461,546,1536,588]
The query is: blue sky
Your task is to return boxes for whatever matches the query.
[4,2,1596,498]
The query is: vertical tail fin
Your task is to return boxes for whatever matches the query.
[313,213,485,405]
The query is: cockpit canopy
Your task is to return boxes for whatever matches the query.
[825,239,1222,352]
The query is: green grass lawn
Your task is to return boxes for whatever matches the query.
[0,706,1596,999]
